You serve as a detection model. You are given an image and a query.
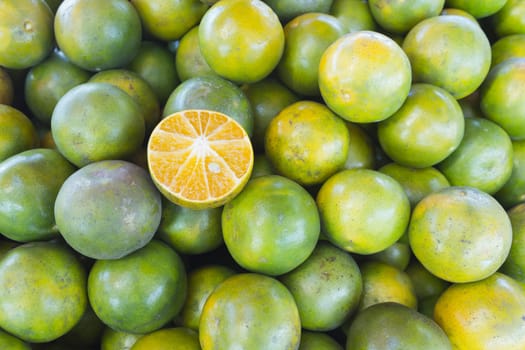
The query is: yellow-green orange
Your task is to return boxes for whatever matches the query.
[131,328,200,350]
[330,0,377,33]
[445,0,508,18]
[0,67,14,105]
[342,122,375,170]
[100,328,143,350]
[0,104,39,162]
[264,0,333,22]
[0,329,30,350]
[491,34,525,68]
[500,203,525,282]
[491,0,525,37]
[175,26,216,82]
[496,140,525,208]
[299,331,343,350]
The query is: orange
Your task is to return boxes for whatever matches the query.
[402,14,491,99]
[175,26,216,82]
[199,273,301,350]
[409,186,512,283]
[377,83,465,168]
[319,30,411,123]
[0,241,87,343]
[0,104,39,162]
[501,203,525,282]
[130,0,208,41]
[496,140,525,208]
[24,49,91,125]
[491,0,525,37]
[199,0,285,84]
[445,0,508,18]
[491,34,525,68]
[57,305,105,348]
[342,122,375,170]
[264,0,333,22]
[147,109,253,209]
[130,327,200,350]
[330,0,377,33]
[434,272,525,349]
[100,327,143,350]
[276,12,345,97]
[440,7,480,23]
[0,0,54,69]
[54,160,162,260]
[0,67,14,105]
[405,259,450,300]
[346,302,452,349]
[299,331,343,350]
[368,0,445,34]
[280,241,362,331]
[88,240,187,334]
[222,175,320,275]
[480,58,525,140]
[0,329,30,350]
[251,154,275,178]
[51,82,145,167]
[265,100,349,186]
[54,0,142,71]
[438,117,513,195]
[0,148,75,242]
[163,75,254,137]
[316,169,411,255]
[366,241,412,271]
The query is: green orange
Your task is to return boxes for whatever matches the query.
[100,328,143,350]
[175,26,216,82]
[131,328,200,350]
[0,67,14,105]
[330,0,377,33]
[491,0,525,37]
[496,140,525,208]
[491,34,525,68]
[342,122,376,170]
[500,203,525,282]
[0,104,39,162]
[264,0,333,22]
[0,329,30,350]
[444,0,508,18]
[299,331,343,350]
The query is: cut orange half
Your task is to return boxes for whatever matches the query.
[147,109,254,209]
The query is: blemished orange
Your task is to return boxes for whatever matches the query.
[147,110,254,209]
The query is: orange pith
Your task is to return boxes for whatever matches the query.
[147,109,253,208]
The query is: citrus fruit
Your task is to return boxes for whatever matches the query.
[264,0,333,22]
[368,0,445,34]
[500,203,525,282]
[438,117,513,194]
[279,241,363,331]
[251,154,275,178]
[163,75,254,137]
[330,0,377,33]
[0,329,30,350]
[0,67,14,105]
[319,30,411,123]
[496,140,525,208]
[480,57,525,140]
[242,77,298,152]
[440,7,480,22]
[147,109,253,209]
[130,327,200,350]
[0,104,39,162]
[51,82,145,167]
[408,186,512,283]
[24,49,91,125]
[0,241,87,343]
[89,69,160,134]
[491,34,525,68]
[222,175,320,275]
[157,200,223,255]
[342,122,375,170]
[346,302,452,349]
[491,0,525,37]
[405,259,450,300]
[434,272,525,349]
[199,0,285,84]
[199,273,301,350]
[265,100,349,186]
[88,240,187,334]
[402,14,491,99]
[277,12,345,96]
[54,160,161,260]
[54,0,142,71]
[316,169,411,255]
[100,327,143,350]
[57,304,104,348]
[176,264,237,331]
[175,26,216,82]
[130,0,208,41]
[0,148,75,242]
[444,0,508,18]
[44,0,62,13]
[377,83,465,168]
[299,331,343,350]
[366,241,412,271]
[379,162,450,208]
[0,0,54,69]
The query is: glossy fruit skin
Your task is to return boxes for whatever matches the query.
[496,140,525,208]
[444,0,507,18]
[480,58,525,140]
[299,331,343,350]
[500,203,525,282]
[409,186,512,283]
[438,117,513,195]
[366,241,412,271]
[434,272,525,350]
[0,104,39,162]
[222,175,320,276]
[346,302,452,350]
[264,0,333,21]
[342,122,375,170]
[319,30,411,123]
[0,148,75,242]
[163,75,254,137]
[402,14,491,99]
[405,259,450,300]
[491,0,525,37]
[0,241,87,343]
[199,0,285,84]
[199,273,301,350]
[378,83,465,168]
[280,241,363,331]
[130,327,200,350]
[88,240,187,334]
[0,329,30,350]
[51,82,145,167]
[277,12,345,96]
[265,100,350,186]
[100,327,143,350]
[54,160,162,260]
[0,0,54,69]
[491,34,525,68]
[330,0,377,33]
[55,0,142,71]
[175,26,216,83]
[317,169,411,255]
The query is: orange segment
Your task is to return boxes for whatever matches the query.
[147,109,254,209]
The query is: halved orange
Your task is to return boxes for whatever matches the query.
[147,110,254,209]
